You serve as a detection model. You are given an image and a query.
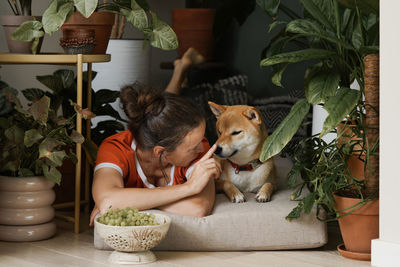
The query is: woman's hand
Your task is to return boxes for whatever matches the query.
[89,205,100,226]
[185,144,221,195]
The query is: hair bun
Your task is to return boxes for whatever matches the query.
[120,83,165,129]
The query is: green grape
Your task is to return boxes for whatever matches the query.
[97,206,159,226]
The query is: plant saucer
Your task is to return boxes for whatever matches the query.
[337,243,371,261]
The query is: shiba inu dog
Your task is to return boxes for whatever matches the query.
[208,102,277,203]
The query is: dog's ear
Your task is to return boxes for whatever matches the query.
[208,101,226,118]
[243,107,262,125]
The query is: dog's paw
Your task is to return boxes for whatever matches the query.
[255,192,271,202]
[230,192,245,203]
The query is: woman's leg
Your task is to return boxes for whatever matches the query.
[165,47,205,94]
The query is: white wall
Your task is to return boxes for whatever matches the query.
[0,0,184,93]
[371,0,400,266]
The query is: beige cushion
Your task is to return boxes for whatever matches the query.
[94,157,327,251]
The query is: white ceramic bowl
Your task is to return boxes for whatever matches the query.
[95,212,171,252]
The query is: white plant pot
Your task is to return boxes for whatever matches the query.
[311,80,361,143]
[88,39,151,127]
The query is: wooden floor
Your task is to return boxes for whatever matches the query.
[0,212,371,267]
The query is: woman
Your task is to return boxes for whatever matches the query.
[90,49,221,225]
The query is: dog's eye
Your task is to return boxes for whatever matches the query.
[231,131,242,136]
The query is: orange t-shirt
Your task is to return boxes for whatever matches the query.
[94,130,210,188]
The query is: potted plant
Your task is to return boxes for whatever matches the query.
[10,0,178,54]
[0,0,44,54]
[172,0,255,62]
[255,0,379,260]
[0,86,93,241]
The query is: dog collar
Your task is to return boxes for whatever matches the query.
[228,159,263,174]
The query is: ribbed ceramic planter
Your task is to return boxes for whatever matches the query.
[0,176,57,242]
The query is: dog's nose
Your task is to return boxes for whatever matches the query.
[214,145,222,155]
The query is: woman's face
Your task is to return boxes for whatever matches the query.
[164,121,206,167]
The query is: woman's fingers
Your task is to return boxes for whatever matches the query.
[89,205,100,226]
[198,144,217,162]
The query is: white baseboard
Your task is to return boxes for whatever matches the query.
[372,239,400,267]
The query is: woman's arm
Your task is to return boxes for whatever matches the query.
[90,145,219,225]
[157,177,215,217]
[92,168,193,213]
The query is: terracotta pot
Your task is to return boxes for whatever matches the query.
[334,193,379,260]
[0,176,57,242]
[337,123,365,180]
[1,15,44,54]
[61,12,114,54]
[172,9,216,62]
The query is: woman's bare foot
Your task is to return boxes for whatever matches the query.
[166,48,205,94]
[174,48,205,73]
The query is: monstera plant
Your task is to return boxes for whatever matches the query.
[11,0,178,53]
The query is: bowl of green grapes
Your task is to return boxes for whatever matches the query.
[95,207,171,264]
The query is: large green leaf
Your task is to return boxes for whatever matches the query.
[42,0,74,34]
[120,5,148,31]
[303,192,316,214]
[39,138,62,159]
[28,96,50,124]
[260,49,336,66]
[24,129,44,147]
[94,104,126,122]
[260,99,310,161]
[286,19,354,50]
[55,69,75,89]
[321,87,360,137]
[70,130,85,144]
[271,63,288,87]
[93,89,120,109]
[268,21,287,32]
[149,11,178,50]
[22,88,46,102]
[299,0,335,31]
[256,0,280,18]
[352,19,363,49]
[73,0,97,18]
[5,125,24,145]
[337,0,379,14]
[42,165,62,185]
[305,71,340,105]
[11,20,44,42]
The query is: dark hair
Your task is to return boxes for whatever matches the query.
[120,83,205,152]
